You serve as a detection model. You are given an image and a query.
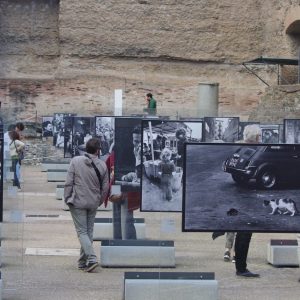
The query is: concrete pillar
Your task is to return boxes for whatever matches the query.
[196,83,219,117]
[114,89,123,116]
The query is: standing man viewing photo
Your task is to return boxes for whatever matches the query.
[64,138,109,272]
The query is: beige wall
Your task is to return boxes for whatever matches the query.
[0,0,299,122]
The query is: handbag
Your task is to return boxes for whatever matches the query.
[108,194,123,203]
[14,141,25,161]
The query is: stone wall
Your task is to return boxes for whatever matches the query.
[249,84,300,123]
[0,0,300,122]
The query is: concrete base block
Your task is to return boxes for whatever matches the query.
[101,240,175,267]
[56,185,64,200]
[47,170,67,182]
[124,272,218,300]
[267,239,299,267]
[93,218,145,240]
[42,162,70,172]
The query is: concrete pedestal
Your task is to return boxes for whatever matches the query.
[93,218,145,240]
[100,240,175,267]
[41,161,70,172]
[47,170,67,182]
[56,185,64,200]
[124,272,218,300]
[267,239,299,267]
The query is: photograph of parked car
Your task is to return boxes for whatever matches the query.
[183,143,300,233]
[284,119,300,144]
[203,117,239,142]
[141,120,202,212]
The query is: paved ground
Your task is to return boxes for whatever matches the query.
[2,165,300,300]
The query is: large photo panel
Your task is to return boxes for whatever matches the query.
[284,119,300,143]
[141,120,203,212]
[114,117,142,192]
[183,143,300,233]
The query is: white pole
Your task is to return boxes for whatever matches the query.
[114,89,123,116]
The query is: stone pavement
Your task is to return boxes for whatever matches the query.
[2,165,300,300]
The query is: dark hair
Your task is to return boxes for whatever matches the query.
[9,130,20,141]
[146,93,153,98]
[16,122,25,131]
[86,138,101,154]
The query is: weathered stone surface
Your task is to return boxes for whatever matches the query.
[0,0,300,122]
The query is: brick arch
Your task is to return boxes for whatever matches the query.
[285,7,300,34]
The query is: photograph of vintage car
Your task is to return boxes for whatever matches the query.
[183,143,300,233]
[223,144,300,189]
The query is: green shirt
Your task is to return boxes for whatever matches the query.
[148,98,157,109]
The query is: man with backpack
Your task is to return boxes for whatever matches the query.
[64,138,109,272]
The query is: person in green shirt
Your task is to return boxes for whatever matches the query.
[146,93,157,114]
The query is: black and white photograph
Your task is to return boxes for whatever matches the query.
[72,117,95,156]
[260,124,280,144]
[239,122,259,140]
[52,113,65,148]
[42,116,53,138]
[114,117,142,192]
[141,120,203,212]
[64,116,73,158]
[284,119,300,144]
[95,116,114,160]
[183,143,300,232]
[203,117,239,142]
[279,124,284,143]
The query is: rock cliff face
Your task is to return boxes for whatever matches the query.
[0,0,300,121]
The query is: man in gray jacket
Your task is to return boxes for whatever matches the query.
[64,138,109,272]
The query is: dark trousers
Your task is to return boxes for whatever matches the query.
[234,232,252,272]
[11,159,20,188]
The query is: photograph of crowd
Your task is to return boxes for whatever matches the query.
[183,143,300,233]
[42,116,53,138]
[95,116,114,160]
[64,116,73,158]
[141,120,203,212]
[114,117,142,192]
[260,124,280,144]
[284,119,300,144]
[203,117,239,143]
[72,117,95,156]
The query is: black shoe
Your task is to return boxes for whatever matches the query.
[85,262,99,272]
[236,269,260,278]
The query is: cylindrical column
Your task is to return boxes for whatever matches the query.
[196,83,219,117]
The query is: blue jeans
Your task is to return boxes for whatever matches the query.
[69,205,98,266]
[113,197,136,240]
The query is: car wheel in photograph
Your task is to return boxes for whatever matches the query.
[231,174,249,185]
[257,169,277,189]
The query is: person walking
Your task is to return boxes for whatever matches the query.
[9,130,25,190]
[64,138,109,272]
[146,93,157,115]
[235,124,261,278]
